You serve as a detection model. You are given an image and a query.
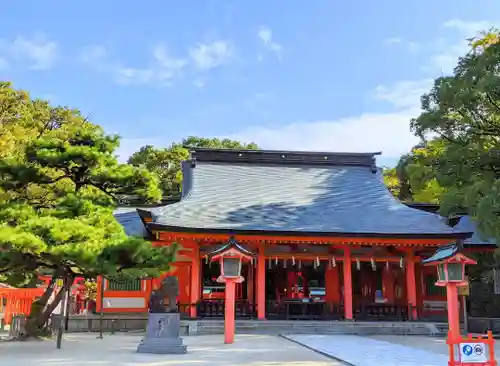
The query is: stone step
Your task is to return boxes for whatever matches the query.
[193,321,445,336]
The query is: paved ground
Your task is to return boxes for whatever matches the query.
[287,334,500,366]
[370,335,450,355]
[370,335,500,356]
[0,333,340,366]
[285,334,450,366]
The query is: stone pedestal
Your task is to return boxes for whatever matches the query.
[136,313,187,354]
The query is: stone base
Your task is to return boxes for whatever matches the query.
[136,313,187,354]
[137,337,187,354]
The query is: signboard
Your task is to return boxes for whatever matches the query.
[459,342,488,363]
[494,269,500,295]
[458,277,470,296]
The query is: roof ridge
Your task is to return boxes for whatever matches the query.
[191,148,380,170]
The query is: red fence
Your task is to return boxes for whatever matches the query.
[447,331,497,365]
[0,288,44,325]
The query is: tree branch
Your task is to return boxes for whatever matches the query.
[91,184,118,201]
[486,92,500,114]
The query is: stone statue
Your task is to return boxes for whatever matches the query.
[148,276,179,313]
[138,275,187,354]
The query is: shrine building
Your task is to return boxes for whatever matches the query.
[101,148,492,322]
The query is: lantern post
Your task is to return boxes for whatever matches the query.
[208,237,254,344]
[423,244,476,339]
[422,244,497,365]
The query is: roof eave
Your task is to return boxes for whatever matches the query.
[146,223,473,240]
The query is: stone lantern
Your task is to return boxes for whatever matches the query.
[208,237,254,344]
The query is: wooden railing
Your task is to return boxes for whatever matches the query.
[354,303,409,321]
[192,300,416,321]
[265,300,344,320]
[196,300,257,319]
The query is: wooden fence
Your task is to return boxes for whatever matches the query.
[0,288,44,325]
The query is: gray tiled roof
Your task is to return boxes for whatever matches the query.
[114,207,146,237]
[149,161,471,237]
[454,215,497,246]
[422,244,458,264]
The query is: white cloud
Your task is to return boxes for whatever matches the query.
[153,45,188,74]
[80,44,187,86]
[373,79,432,110]
[115,67,155,85]
[115,80,428,164]
[384,37,402,45]
[193,78,206,88]
[384,37,420,54]
[113,18,497,165]
[227,80,428,160]
[80,45,107,65]
[189,41,233,70]
[257,26,283,60]
[0,34,58,70]
[82,41,232,85]
[443,19,494,35]
[429,19,495,73]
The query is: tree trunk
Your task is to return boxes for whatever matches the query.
[22,274,73,338]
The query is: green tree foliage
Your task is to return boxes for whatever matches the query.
[128,136,259,197]
[0,83,175,337]
[128,144,189,197]
[409,30,500,237]
[406,31,500,316]
[383,141,446,203]
[383,153,414,202]
[181,136,259,150]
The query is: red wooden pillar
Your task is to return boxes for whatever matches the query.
[415,263,424,311]
[446,283,460,338]
[247,264,254,304]
[286,271,297,297]
[257,244,266,319]
[405,250,418,320]
[325,262,340,306]
[189,245,201,318]
[382,265,395,303]
[224,278,237,344]
[343,247,353,320]
[96,276,105,312]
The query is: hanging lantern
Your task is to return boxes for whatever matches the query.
[371,257,376,271]
[205,255,209,264]
[275,257,278,265]
[331,256,336,268]
[386,261,390,271]
[400,257,404,268]
[292,256,296,266]
[356,258,361,271]
[316,256,320,268]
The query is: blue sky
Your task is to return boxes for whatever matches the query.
[1,1,498,166]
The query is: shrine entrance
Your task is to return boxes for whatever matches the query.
[198,260,255,318]
[197,256,411,321]
[265,260,328,320]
